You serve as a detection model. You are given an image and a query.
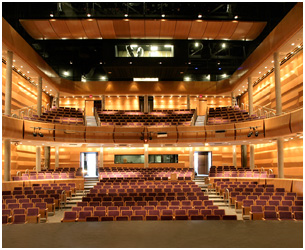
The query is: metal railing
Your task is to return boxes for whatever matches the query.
[11,104,46,119]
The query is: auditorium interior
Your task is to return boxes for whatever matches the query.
[1,2,303,248]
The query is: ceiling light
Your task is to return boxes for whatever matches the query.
[63,71,69,76]
[87,13,91,17]
[129,62,132,64]
[164,45,173,48]
[291,43,295,46]
[151,46,158,51]
[198,14,202,18]
[222,43,226,48]
[259,72,261,74]
[133,78,158,81]
[271,60,274,63]
[265,66,267,69]
[218,67,222,70]
[27,71,30,73]
[159,62,162,64]
[20,66,23,68]
[195,42,199,47]
[234,15,238,19]
[161,14,165,18]
[222,73,227,77]
[184,77,191,81]
[101,76,106,80]
[50,13,54,17]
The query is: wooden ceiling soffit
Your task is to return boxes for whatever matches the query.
[20,19,266,41]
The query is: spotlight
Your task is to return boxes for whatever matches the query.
[255,131,259,137]
[33,132,37,137]
[38,132,44,137]
[247,132,253,137]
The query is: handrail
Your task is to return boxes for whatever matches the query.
[269,169,273,174]
[94,107,101,127]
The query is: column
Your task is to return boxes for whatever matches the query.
[102,95,106,110]
[231,92,235,106]
[56,92,60,108]
[37,76,42,117]
[36,146,41,172]
[5,50,13,116]
[44,146,50,170]
[144,144,149,168]
[241,145,247,168]
[144,95,148,113]
[248,76,253,115]
[4,139,11,181]
[274,52,282,115]
[249,144,255,170]
[187,95,191,110]
[99,147,104,169]
[232,145,237,168]
[277,138,284,178]
[55,146,59,169]
[189,147,194,168]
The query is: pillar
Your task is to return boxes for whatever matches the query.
[37,76,42,117]
[274,52,282,115]
[189,147,194,168]
[44,146,50,170]
[102,95,106,110]
[187,95,191,110]
[231,92,235,107]
[36,146,41,172]
[241,145,247,168]
[5,50,13,116]
[144,95,148,113]
[277,138,284,178]
[56,92,60,108]
[144,144,149,168]
[55,146,59,169]
[249,144,255,170]
[4,139,11,181]
[232,145,237,168]
[248,76,253,115]
[99,147,104,169]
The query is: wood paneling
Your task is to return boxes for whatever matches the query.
[290,104,303,134]
[86,126,114,144]
[177,126,205,144]
[205,124,235,142]
[113,127,146,144]
[147,127,178,144]
[54,124,85,142]
[24,120,54,142]
[2,116,24,140]
[49,20,73,38]
[235,120,264,141]
[2,64,51,113]
[240,51,303,114]
[20,19,266,41]
[264,113,291,138]
[254,138,303,179]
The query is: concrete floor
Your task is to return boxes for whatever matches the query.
[2,220,303,248]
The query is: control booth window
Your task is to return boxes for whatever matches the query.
[115,155,144,164]
[115,44,174,57]
[149,154,178,163]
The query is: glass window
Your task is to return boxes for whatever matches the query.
[115,44,174,57]
[114,155,144,164]
[149,154,178,163]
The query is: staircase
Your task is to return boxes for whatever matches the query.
[195,115,205,126]
[62,176,99,209]
[86,116,98,126]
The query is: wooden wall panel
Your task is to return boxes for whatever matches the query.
[147,127,178,144]
[105,96,139,110]
[235,120,264,141]
[216,21,238,40]
[188,21,207,39]
[177,126,205,144]
[203,21,223,39]
[97,20,116,39]
[113,127,146,144]
[54,124,85,143]
[174,21,192,39]
[254,138,303,179]
[145,20,161,38]
[154,96,187,110]
[2,144,45,179]
[86,126,114,144]
[160,20,176,39]
[230,22,253,40]
[205,124,235,142]
[81,20,101,39]
[290,108,303,134]
[264,113,291,138]
[24,120,54,142]
[65,20,87,38]
[129,20,145,38]
[240,51,303,113]
[2,116,24,140]
[113,20,131,38]
[49,20,73,38]
[2,65,51,114]
[31,20,59,39]
[59,97,86,110]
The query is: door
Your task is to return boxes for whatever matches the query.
[194,151,212,175]
[85,100,94,116]
[81,152,98,177]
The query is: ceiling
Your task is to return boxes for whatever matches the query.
[2,2,297,83]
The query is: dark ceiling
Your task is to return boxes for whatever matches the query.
[2,2,297,82]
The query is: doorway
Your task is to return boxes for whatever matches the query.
[194,151,212,176]
[85,100,94,116]
[80,152,98,177]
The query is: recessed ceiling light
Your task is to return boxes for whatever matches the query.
[20,66,23,68]
[161,14,165,18]
[222,43,226,48]
[50,13,54,17]
[259,72,261,74]
[124,14,128,17]
[291,43,295,46]
[87,13,91,17]
[234,15,238,19]
[198,14,202,18]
